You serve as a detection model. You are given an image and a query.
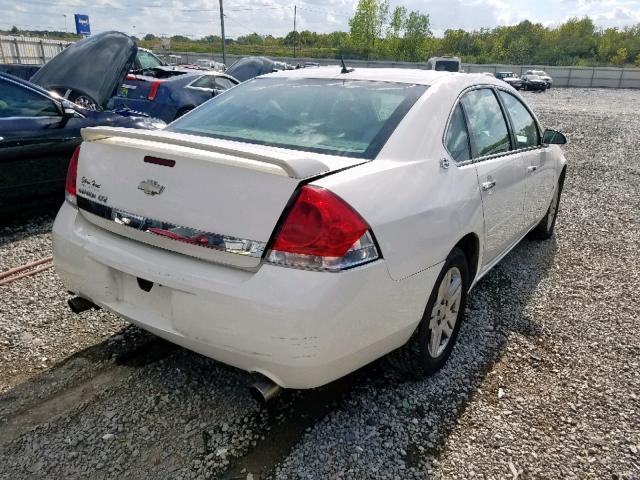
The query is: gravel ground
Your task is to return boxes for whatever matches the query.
[0,88,639,479]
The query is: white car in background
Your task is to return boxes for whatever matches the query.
[53,67,567,396]
[524,69,553,88]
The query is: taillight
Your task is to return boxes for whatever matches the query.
[267,185,380,271]
[147,80,163,101]
[65,145,81,206]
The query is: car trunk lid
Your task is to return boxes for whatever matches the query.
[75,127,366,269]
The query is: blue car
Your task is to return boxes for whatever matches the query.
[109,71,239,123]
[0,33,165,221]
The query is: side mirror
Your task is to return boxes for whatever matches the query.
[542,129,566,145]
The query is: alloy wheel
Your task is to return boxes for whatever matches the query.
[428,266,463,358]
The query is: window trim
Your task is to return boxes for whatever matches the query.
[442,84,545,167]
[494,86,543,151]
[443,101,472,164]
[458,86,513,160]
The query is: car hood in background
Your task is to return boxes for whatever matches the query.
[225,57,277,82]
[30,31,137,109]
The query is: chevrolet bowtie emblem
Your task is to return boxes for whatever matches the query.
[137,179,165,196]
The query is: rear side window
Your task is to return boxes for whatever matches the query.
[214,77,235,90]
[460,88,511,158]
[190,76,214,89]
[445,103,471,162]
[498,90,540,148]
[0,78,59,118]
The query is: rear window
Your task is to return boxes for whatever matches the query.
[435,60,459,72]
[168,77,427,159]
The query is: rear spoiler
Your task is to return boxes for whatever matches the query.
[81,127,333,179]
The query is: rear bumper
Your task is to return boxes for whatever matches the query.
[53,203,441,388]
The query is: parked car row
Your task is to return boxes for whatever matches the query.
[495,70,553,91]
[1,29,559,225]
[0,33,166,220]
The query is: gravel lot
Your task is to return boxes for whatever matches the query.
[1,87,639,479]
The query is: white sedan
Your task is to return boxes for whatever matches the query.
[53,67,567,395]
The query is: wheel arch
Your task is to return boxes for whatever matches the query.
[453,232,481,287]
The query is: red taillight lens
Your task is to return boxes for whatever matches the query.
[273,186,368,257]
[65,145,80,206]
[268,186,380,271]
[147,80,163,101]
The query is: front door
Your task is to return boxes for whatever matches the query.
[0,77,76,213]
[496,89,553,229]
[460,87,526,265]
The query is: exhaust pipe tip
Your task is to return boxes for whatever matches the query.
[68,296,99,314]
[249,376,282,403]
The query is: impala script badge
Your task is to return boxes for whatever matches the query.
[137,179,165,196]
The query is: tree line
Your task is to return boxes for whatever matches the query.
[142,2,640,68]
[5,0,640,67]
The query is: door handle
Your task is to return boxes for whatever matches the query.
[527,165,538,173]
[481,179,496,191]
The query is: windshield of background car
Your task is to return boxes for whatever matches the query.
[532,70,546,76]
[138,50,163,69]
[168,78,427,159]
[435,60,459,72]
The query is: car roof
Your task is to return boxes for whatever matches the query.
[264,66,503,89]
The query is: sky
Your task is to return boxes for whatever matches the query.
[2,0,640,39]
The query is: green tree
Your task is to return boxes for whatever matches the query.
[636,52,640,67]
[611,47,628,65]
[401,11,431,61]
[349,0,387,57]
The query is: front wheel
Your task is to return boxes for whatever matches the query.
[390,247,469,378]
[528,175,564,240]
[68,91,99,110]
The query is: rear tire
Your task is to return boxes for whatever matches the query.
[390,247,469,379]
[528,174,564,240]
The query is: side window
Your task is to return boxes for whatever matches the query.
[0,79,59,118]
[190,76,214,89]
[460,88,511,157]
[498,90,540,148]
[214,77,235,90]
[445,103,471,162]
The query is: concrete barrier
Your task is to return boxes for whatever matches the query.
[169,51,640,89]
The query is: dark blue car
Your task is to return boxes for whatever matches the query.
[110,71,238,123]
[0,33,165,221]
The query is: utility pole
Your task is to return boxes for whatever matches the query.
[293,5,297,58]
[219,0,226,66]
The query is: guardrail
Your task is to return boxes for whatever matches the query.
[168,51,640,89]
[0,35,70,64]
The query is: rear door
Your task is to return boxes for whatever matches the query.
[496,89,553,229]
[461,87,526,266]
